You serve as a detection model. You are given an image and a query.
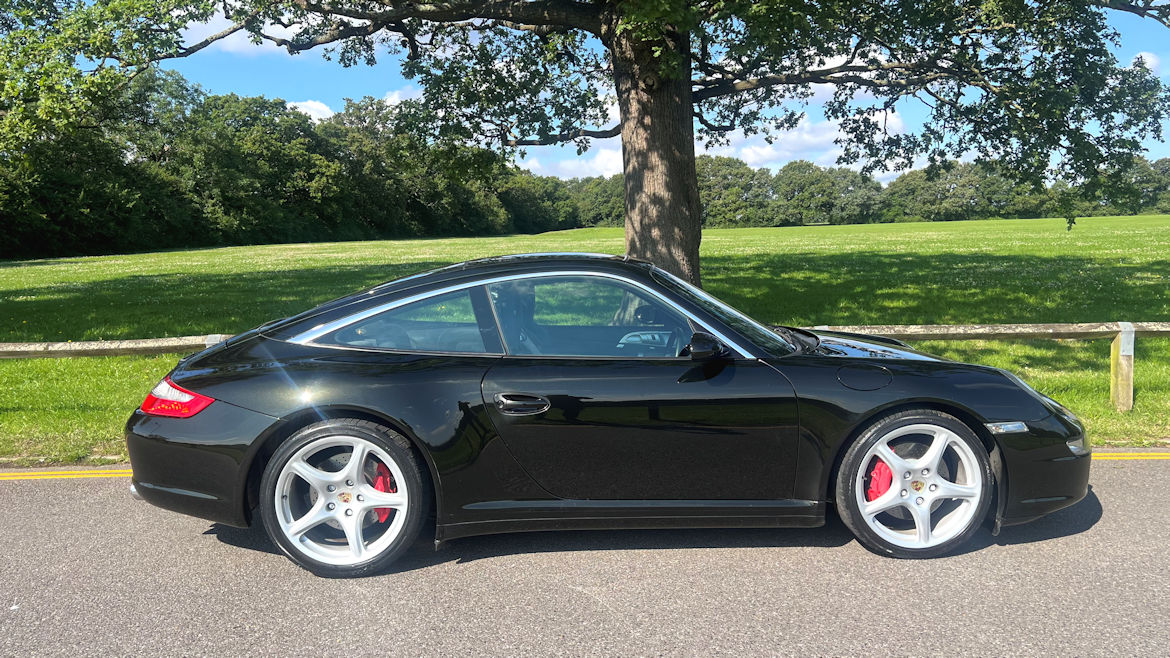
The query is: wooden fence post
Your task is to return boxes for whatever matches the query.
[1110,322,1135,412]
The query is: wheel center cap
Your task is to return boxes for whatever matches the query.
[911,480,925,492]
[338,492,352,504]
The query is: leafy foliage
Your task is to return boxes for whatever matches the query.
[6,64,1170,259]
[568,154,1170,230]
[4,1,1170,181]
[0,69,578,258]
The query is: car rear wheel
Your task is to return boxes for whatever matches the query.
[259,419,428,577]
[835,409,992,558]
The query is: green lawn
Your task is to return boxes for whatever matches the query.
[2,215,1168,463]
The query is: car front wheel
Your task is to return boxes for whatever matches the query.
[259,419,428,577]
[835,409,993,558]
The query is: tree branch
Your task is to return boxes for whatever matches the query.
[164,1,602,60]
[1097,0,1170,28]
[693,111,734,133]
[692,60,938,100]
[163,10,262,59]
[261,19,388,52]
[506,124,620,146]
[294,0,602,33]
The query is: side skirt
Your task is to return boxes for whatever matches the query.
[435,499,825,543]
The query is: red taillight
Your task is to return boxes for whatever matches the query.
[140,377,214,418]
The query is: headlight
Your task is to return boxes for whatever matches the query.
[1065,434,1091,457]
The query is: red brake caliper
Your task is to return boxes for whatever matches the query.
[866,459,893,502]
[372,463,397,523]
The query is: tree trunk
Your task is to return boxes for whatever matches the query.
[605,20,703,286]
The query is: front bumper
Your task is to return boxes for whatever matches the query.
[125,401,277,528]
[996,411,1092,527]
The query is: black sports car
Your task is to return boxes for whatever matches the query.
[127,253,1091,576]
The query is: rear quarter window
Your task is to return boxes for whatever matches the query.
[319,289,498,354]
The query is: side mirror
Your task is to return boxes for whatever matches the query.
[686,331,728,361]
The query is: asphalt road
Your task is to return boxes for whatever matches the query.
[1,456,1167,656]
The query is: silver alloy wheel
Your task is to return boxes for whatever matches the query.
[274,435,410,566]
[854,423,982,550]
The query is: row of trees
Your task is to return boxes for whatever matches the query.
[0,69,580,259]
[574,155,1170,228]
[4,69,1170,260]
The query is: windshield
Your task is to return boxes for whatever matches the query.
[651,268,796,356]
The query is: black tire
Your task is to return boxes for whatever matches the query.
[259,418,429,577]
[835,409,993,559]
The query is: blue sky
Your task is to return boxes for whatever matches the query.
[169,12,1170,182]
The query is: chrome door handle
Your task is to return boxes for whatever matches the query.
[494,393,551,416]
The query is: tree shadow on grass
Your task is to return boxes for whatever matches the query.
[700,251,1170,328]
[2,261,450,341]
[915,338,1113,374]
[5,250,1169,341]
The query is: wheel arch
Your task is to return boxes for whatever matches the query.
[238,404,441,529]
[824,399,1006,527]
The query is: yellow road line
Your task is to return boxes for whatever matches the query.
[1093,453,1170,460]
[2,469,133,476]
[0,470,133,481]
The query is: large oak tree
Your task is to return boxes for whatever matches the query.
[4,1,1170,283]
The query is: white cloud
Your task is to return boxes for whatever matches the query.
[813,148,845,167]
[1134,51,1161,75]
[806,52,885,102]
[553,147,624,178]
[383,86,422,104]
[603,98,620,124]
[289,100,335,121]
[716,110,905,172]
[181,12,299,56]
[521,109,910,181]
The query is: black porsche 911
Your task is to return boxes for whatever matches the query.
[127,253,1091,576]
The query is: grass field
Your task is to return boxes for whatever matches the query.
[2,215,1168,463]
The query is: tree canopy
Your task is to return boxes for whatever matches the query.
[5,66,1170,259]
[4,1,1170,280]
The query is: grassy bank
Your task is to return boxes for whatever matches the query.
[2,215,1168,463]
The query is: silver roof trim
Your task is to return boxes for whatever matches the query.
[287,270,755,358]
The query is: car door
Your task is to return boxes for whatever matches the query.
[480,273,800,501]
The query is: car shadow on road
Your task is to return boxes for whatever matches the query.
[203,488,1100,573]
[204,515,858,574]
[955,486,1103,556]
[203,524,285,556]
[403,519,858,573]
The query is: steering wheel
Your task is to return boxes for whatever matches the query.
[669,325,686,358]
[376,324,414,350]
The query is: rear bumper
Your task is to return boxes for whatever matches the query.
[125,401,276,528]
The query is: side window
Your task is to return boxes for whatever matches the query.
[531,278,627,326]
[323,289,500,353]
[486,276,692,358]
